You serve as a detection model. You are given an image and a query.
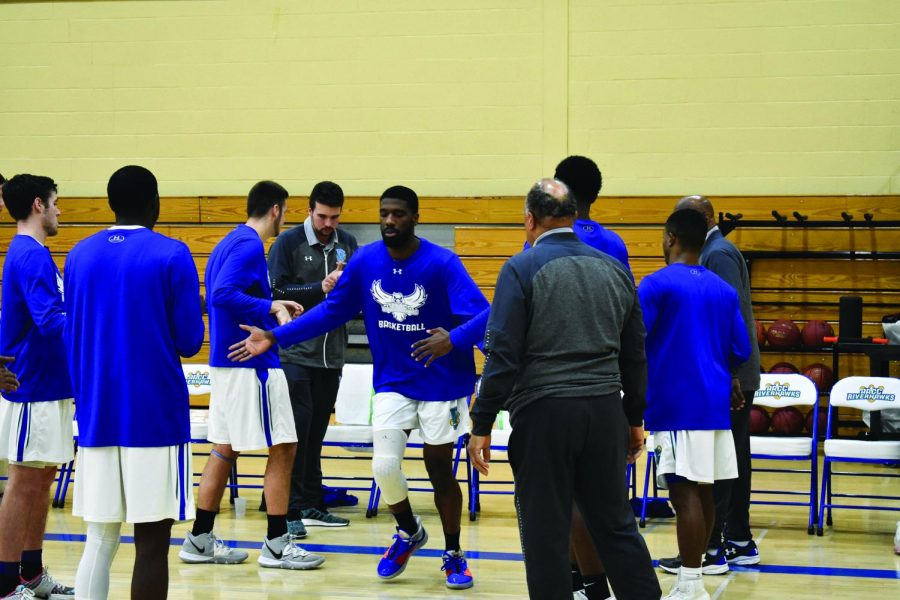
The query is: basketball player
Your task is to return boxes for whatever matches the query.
[469,179,659,600]
[227,185,489,589]
[65,166,205,600]
[181,181,324,570]
[657,195,762,570]
[266,181,359,535]
[0,175,74,599]
[554,156,631,600]
[637,209,751,600]
[0,173,20,397]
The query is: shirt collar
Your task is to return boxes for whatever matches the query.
[706,225,720,240]
[303,217,336,248]
[534,227,574,246]
[108,225,146,230]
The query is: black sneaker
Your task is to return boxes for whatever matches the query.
[300,507,349,527]
[723,539,760,565]
[657,549,729,575]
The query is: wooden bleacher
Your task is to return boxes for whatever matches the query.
[1,194,898,408]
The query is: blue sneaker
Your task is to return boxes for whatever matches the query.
[441,550,474,590]
[724,539,760,565]
[377,516,428,579]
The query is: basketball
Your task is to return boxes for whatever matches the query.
[750,405,771,434]
[769,362,799,374]
[802,363,834,393]
[755,320,766,346]
[771,406,805,435]
[801,320,835,349]
[766,319,801,349]
[805,408,828,438]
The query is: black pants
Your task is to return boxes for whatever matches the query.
[709,389,756,546]
[507,394,660,600]
[284,365,342,514]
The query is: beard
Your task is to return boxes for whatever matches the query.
[381,227,414,248]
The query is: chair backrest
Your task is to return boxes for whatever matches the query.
[829,376,900,412]
[182,363,212,396]
[754,373,818,408]
[335,363,375,425]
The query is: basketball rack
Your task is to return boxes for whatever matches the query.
[718,210,900,236]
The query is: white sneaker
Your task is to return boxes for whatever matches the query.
[258,533,325,570]
[179,531,249,564]
[894,521,900,555]
[2,586,36,599]
[663,576,710,600]
[573,591,588,599]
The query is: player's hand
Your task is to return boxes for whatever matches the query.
[468,434,492,476]
[730,378,745,411]
[410,327,453,367]
[627,425,645,464]
[227,325,275,362]
[321,268,344,294]
[0,355,19,393]
[271,300,303,325]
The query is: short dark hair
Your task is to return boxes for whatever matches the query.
[3,174,57,221]
[554,155,602,205]
[0,173,6,185]
[525,181,576,221]
[247,180,289,218]
[309,181,344,209]
[108,165,158,219]
[665,208,708,252]
[380,185,418,214]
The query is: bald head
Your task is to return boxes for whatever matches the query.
[526,178,575,222]
[675,195,715,230]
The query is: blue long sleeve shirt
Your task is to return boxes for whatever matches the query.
[272,238,489,401]
[64,227,204,447]
[524,218,632,275]
[206,225,279,369]
[638,263,751,431]
[0,235,71,403]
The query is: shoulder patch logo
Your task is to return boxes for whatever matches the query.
[370,280,427,322]
[108,234,125,243]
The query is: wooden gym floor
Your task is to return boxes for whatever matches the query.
[31,448,900,599]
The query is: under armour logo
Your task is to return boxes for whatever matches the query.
[393,268,402,274]
[304,256,313,262]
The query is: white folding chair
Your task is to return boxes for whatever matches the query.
[750,373,819,534]
[817,376,900,535]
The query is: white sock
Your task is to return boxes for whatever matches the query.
[730,539,751,547]
[75,521,121,600]
[680,566,702,580]
[706,546,720,556]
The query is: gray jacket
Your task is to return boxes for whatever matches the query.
[701,228,761,391]
[267,218,358,369]
[472,229,648,435]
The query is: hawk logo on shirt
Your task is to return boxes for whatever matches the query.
[56,273,64,302]
[370,280,427,322]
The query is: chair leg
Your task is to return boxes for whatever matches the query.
[229,459,239,502]
[366,479,379,518]
[825,464,833,526]
[469,469,479,522]
[817,459,829,536]
[640,452,653,528]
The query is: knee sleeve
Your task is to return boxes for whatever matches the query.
[76,521,121,600]
[372,429,409,505]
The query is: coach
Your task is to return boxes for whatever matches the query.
[468,179,660,600]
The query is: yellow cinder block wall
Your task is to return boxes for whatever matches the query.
[0,0,896,197]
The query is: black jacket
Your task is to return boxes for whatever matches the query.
[472,230,648,435]
[267,219,358,369]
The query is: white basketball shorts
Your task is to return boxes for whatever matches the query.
[0,398,74,467]
[207,367,297,451]
[653,429,738,489]
[73,444,195,523]
[372,392,470,445]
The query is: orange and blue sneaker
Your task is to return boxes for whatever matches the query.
[441,550,474,590]
[377,516,428,580]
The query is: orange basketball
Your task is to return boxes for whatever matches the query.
[755,320,766,347]
[801,320,835,349]
[769,362,799,374]
[771,406,805,435]
[802,363,834,393]
[766,319,801,349]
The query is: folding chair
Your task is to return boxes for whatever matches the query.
[817,376,900,536]
[750,373,820,534]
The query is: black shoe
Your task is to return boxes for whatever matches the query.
[657,549,729,575]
